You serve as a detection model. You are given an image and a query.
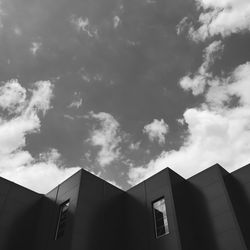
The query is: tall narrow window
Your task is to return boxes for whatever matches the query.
[55,199,70,240]
[153,197,169,238]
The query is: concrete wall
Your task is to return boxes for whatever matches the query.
[71,170,126,250]
[1,164,250,250]
[0,177,42,250]
[228,163,250,249]
[126,168,183,250]
[35,169,126,250]
[35,170,82,250]
[188,164,247,250]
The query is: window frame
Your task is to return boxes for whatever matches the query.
[54,199,70,240]
[152,197,169,239]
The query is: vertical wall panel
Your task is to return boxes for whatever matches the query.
[0,178,42,250]
[189,165,247,250]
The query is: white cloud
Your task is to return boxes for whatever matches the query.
[128,62,250,186]
[88,112,122,167]
[176,17,189,35]
[129,141,141,151]
[70,15,98,38]
[189,0,250,41]
[30,42,42,55]
[80,67,91,82]
[0,79,79,193]
[25,80,54,115]
[68,98,83,109]
[206,62,250,107]
[179,74,208,95]
[113,16,121,29]
[1,149,79,194]
[0,79,26,113]
[202,40,224,72]
[179,40,224,95]
[0,116,39,156]
[64,114,75,120]
[143,119,169,145]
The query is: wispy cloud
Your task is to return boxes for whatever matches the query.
[129,141,141,151]
[68,97,83,110]
[30,42,42,56]
[0,79,27,114]
[88,112,122,167]
[70,15,98,38]
[179,40,224,95]
[64,114,75,120]
[113,16,121,29]
[178,0,250,41]
[143,119,169,145]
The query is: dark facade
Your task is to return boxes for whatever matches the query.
[1,163,250,250]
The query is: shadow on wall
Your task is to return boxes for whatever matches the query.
[188,183,218,250]
[4,200,42,250]
[125,194,151,250]
[87,192,127,250]
[223,174,250,250]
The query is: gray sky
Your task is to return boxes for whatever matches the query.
[0,0,250,193]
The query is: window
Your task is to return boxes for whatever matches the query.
[152,197,169,238]
[55,199,70,240]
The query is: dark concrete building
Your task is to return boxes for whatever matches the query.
[1,163,250,250]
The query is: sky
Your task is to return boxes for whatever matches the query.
[0,0,250,193]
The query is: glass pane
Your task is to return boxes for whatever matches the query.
[164,224,169,234]
[153,198,169,238]
[155,209,164,222]
[55,199,70,240]
[157,226,166,236]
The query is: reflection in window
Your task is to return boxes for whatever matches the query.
[55,199,70,240]
[153,198,169,238]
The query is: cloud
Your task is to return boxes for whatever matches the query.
[88,112,122,167]
[129,141,141,151]
[68,92,83,109]
[206,62,250,107]
[30,42,42,55]
[128,61,250,185]
[1,149,79,194]
[176,17,189,35]
[70,15,98,38]
[68,98,82,109]
[113,16,121,29]
[0,79,79,193]
[143,119,169,145]
[188,0,250,41]
[64,114,75,120]
[0,79,27,114]
[179,40,224,95]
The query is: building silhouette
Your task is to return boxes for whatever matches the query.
[0,163,250,250]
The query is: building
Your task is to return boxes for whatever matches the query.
[0,163,250,250]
